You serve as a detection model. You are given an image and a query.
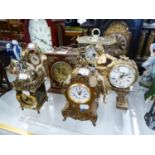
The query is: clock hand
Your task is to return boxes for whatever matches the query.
[34,36,51,46]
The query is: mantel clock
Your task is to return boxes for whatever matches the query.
[62,67,102,126]
[46,47,79,93]
[108,56,139,109]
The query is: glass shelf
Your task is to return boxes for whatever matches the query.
[0,73,155,135]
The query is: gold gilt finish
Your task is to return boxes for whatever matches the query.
[104,21,130,40]
[13,72,48,113]
[104,21,131,54]
[51,61,72,83]
[108,56,139,110]
[62,69,101,126]
[145,31,155,58]
[67,83,91,104]
[22,46,48,76]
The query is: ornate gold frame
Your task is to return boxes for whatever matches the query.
[51,61,73,83]
[67,83,92,104]
[103,21,131,52]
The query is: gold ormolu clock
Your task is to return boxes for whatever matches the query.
[108,56,139,109]
[62,67,101,126]
[13,69,48,113]
[46,47,79,93]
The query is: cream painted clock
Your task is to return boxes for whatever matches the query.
[28,19,53,52]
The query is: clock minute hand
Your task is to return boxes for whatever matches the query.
[34,36,49,45]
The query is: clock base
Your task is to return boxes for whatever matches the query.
[115,88,129,110]
[62,101,98,126]
[116,96,128,110]
[48,87,65,94]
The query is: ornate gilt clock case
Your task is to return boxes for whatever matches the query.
[13,69,48,113]
[22,44,48,76]
[46,47,79,93]
[62,67,101,126]
[108,56,139,110]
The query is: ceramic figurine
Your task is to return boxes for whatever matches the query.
[5,40,22,74]
[6,40,21,61]
[140,43,155,88]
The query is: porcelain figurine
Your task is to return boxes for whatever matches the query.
[6,40,21,61]
[140,43,155,88]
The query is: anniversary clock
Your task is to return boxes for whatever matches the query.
[46,47,79,93]
[108,56,138,109]
[62,67,101,126]
[24,19,58,52]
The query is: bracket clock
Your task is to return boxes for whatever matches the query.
[24,19,58,52]
[45,47,79,93]
[108,56,139,110]
[62,67,101,126]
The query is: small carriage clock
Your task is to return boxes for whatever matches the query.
[46,47,79,93]
[13,69,48,113]
[108,56,139,109]
[62,67,101,126]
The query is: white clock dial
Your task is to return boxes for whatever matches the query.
[85,46,97,64]
[29,53,40,66]
[68,83,91,104]
[29,19,53,52]
[109,64,136,88]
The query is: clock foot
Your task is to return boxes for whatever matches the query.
[92,121,96,126]
[37,110,40,114]
[21,106,24,110]
[63,117,67,121]
[91,116,97,127]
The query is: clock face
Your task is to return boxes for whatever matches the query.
[109,64,136,88]
[85,46,97,64]
[115,33,128,50]
[28,19,53,52]
[29,53,40,66]
[51,61,72,83]
[68,83,91,104]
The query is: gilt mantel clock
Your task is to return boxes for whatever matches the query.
[108,56,139,110]
[62,67,101,126]
[24,19,59,52]
[45,47,79,93]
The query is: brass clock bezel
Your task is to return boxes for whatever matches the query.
[67,83,92,104]
[28,52,41,66]
[108,63,137,89]
[51,61,72,83]
[16,93,37,109]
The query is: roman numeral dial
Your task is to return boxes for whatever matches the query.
[109,64,136,89]
[68,83,91,104]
